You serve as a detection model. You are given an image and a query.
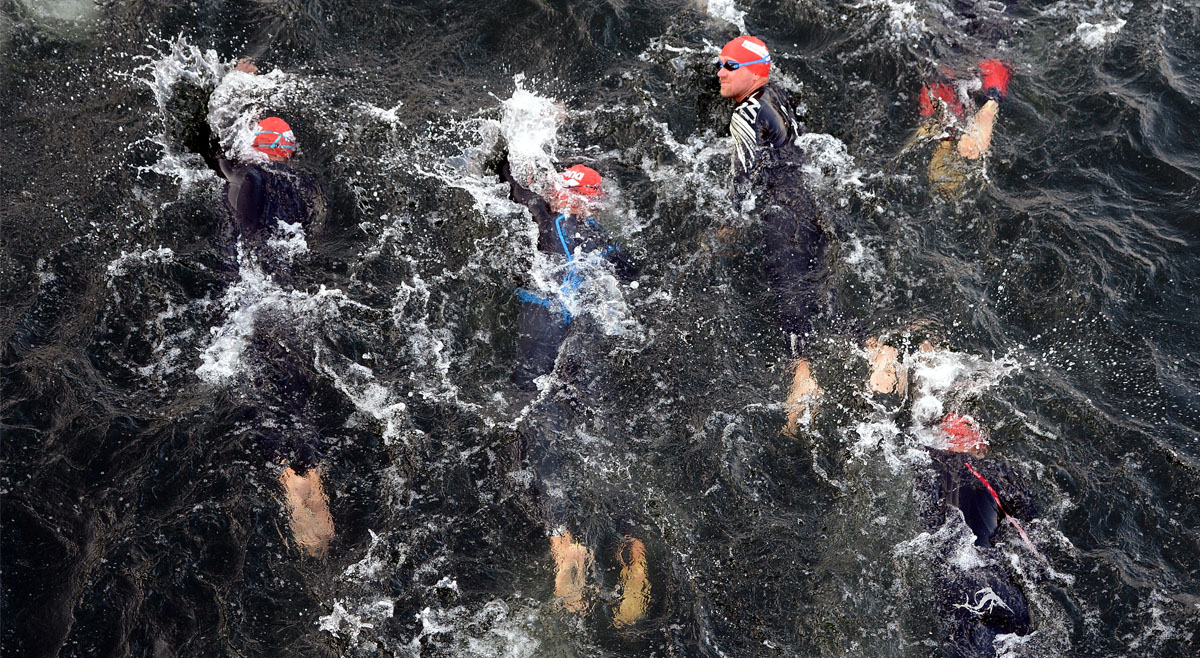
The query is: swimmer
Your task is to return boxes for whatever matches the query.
[914,60,1012,198]
[498,161,649,626]
[190,58,326,243]
[925,413,1036,656]
[185,57,333,556]
[715,36,905,433]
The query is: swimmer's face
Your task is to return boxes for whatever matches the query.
[552,191,599,217]
[718,57,766,101]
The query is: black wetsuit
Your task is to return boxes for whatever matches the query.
[728,82,829,355]
[925,450,1035,657]
[499,162,634,391]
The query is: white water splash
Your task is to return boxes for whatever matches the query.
[106,247,176,279]
[855,0,928,40]
[195,251,356,384]
[314,347,411,446]
[208,66,299,163]
[265,221,309,261]
[318,599,395,644]
[703,0,747,32]
[499,74,564,192]
[907,347,1020,435]
[1075,19,1126,48]
[797,133,867,193]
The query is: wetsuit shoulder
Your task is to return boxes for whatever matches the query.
[228,164,269,234]
[755,84,801,149]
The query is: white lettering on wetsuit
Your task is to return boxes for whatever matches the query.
[953,587,1013,617]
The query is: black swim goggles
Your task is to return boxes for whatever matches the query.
[714,56,770,73]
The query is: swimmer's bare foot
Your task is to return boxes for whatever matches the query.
[613,536,650,628]
[280,466,335,557]
[785,359,823,435]
[550,530,593,612]
[865,337,907,397]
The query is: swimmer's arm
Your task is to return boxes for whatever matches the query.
[957,99,999,160]
[187,58,259,178]
[498,160,547,210]
[229,166,268,233]
[601,239,637,280]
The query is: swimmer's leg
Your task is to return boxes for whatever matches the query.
[550,528,593,612]
[785,358,823,435]
[279,465,334,557]
[613,536,650,627]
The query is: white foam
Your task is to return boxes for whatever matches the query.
[106,247,176,279]
[856,0,928,40]
[797,133,867,193]
[266,221,309,261]
[208,66,298,163]
[907,347,1020,435]
[1075,19,1126,49]
[19,0,97,22]
[499,74,563,190]
[195,249,359,385]
[704,0,747,32]
[314,348,410,446]
[841,235,883,282]
[318,598,394,643]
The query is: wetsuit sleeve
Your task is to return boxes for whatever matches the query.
[500,160,560,249]
[500,161,553,216]
[605,244,637,281]
[228,167,268,234]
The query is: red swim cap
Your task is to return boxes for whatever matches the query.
[558,164,602,196]
[919,83,964,118]
[252,116,296,160]
[720,36,771,77]
[941,413,987,454]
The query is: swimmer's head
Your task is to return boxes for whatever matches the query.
[941,413,988,456]
[718,36,771,101]
[553,164,603,216]
[252,116,296,162]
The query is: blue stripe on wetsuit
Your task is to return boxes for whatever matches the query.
[514,214,611,325]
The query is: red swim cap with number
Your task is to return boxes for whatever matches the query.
[942,413,987,454]
[558,164,602,196]
[720,36,772,77]
[252,116,296,160]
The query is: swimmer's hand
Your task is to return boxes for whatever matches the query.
[234,57,258,74]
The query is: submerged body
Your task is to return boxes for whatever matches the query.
[717,36,905,432]
[499,161,633,391]
[499,160,649,625]
[924,447,1035,656]
[188,76,334,555]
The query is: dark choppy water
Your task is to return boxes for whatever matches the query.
[2,1,1198,656]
